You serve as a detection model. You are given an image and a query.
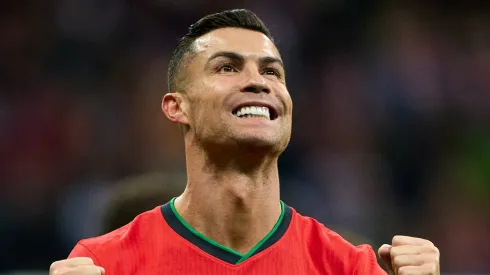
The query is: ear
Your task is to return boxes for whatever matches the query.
[162,93,189,125]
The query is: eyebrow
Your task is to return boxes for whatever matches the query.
[207,51,284,69]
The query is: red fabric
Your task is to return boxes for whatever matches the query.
[69,206,387,275]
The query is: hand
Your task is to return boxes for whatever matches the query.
[50,257,105,275]
[378,235,440,275]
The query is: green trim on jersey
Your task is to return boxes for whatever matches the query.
[236,201,285,263]
[169,197,285,263]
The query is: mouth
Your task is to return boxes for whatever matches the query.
[232,104,278,120]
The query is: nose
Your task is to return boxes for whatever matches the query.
[240,68,270,94]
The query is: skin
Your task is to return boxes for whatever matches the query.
[50,26,440,275]
[162,27,292,254]
[379,236,440,275]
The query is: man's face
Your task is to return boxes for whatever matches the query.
[179,28,292,152]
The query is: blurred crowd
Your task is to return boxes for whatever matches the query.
[1,0,489,273]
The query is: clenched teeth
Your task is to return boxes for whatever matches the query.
[233,106,270,120]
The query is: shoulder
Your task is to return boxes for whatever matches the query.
[69,206,165,262]
[290,209,386,275]
[290,209,352,248]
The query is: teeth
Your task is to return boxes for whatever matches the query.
[234,106,270,119]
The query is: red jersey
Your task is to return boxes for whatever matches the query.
[69,200,386,275]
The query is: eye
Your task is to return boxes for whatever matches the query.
[217,64,238,73]
[262,68,281,78]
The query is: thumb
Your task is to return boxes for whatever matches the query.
[378,244,394,275]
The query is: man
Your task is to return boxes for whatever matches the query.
[101,173,183,233]
[50,9,440,275]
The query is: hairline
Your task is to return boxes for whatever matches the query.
[172,27,277,93]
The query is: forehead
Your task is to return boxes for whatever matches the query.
[193,27,281,60]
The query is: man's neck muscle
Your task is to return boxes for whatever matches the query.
[174,144,282,254]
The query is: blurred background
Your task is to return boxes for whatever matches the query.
[1,0,490,274]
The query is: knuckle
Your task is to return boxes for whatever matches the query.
[50,261,66,273]
[430,245,440,255]
[434,256,441,266]
[398,266,410,275]
[427,263,438,274]
[392,235,401,244]
[425,239,435,246]
[431,252,440,262]
[78,257,95,265]
[51,267,67,275]
[393,255,403,266]
[389,246,398,257]
[50,261,60,270]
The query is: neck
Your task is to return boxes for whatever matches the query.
[174,143,282,254]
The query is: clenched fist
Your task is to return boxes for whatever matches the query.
[378,235,440,275]
[50,257,105,275]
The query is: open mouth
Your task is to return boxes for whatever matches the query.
[232,105,278,120]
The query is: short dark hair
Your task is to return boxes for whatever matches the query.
[101,173,184,233]
[167,9,273,93]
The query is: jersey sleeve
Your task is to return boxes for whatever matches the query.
[354,244,387,275]
[68,241,102,266]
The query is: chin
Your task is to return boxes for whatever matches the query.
[233,135,282,151]
[202,126,288,153]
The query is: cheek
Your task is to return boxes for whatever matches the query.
[277,87,293,113]
[190,94,224,126]
[209,72,246,86]
[286,94,293,111]
[203,78,236,109]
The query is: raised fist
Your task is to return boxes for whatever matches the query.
[378,235,440,275]
[50,257,105,275]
